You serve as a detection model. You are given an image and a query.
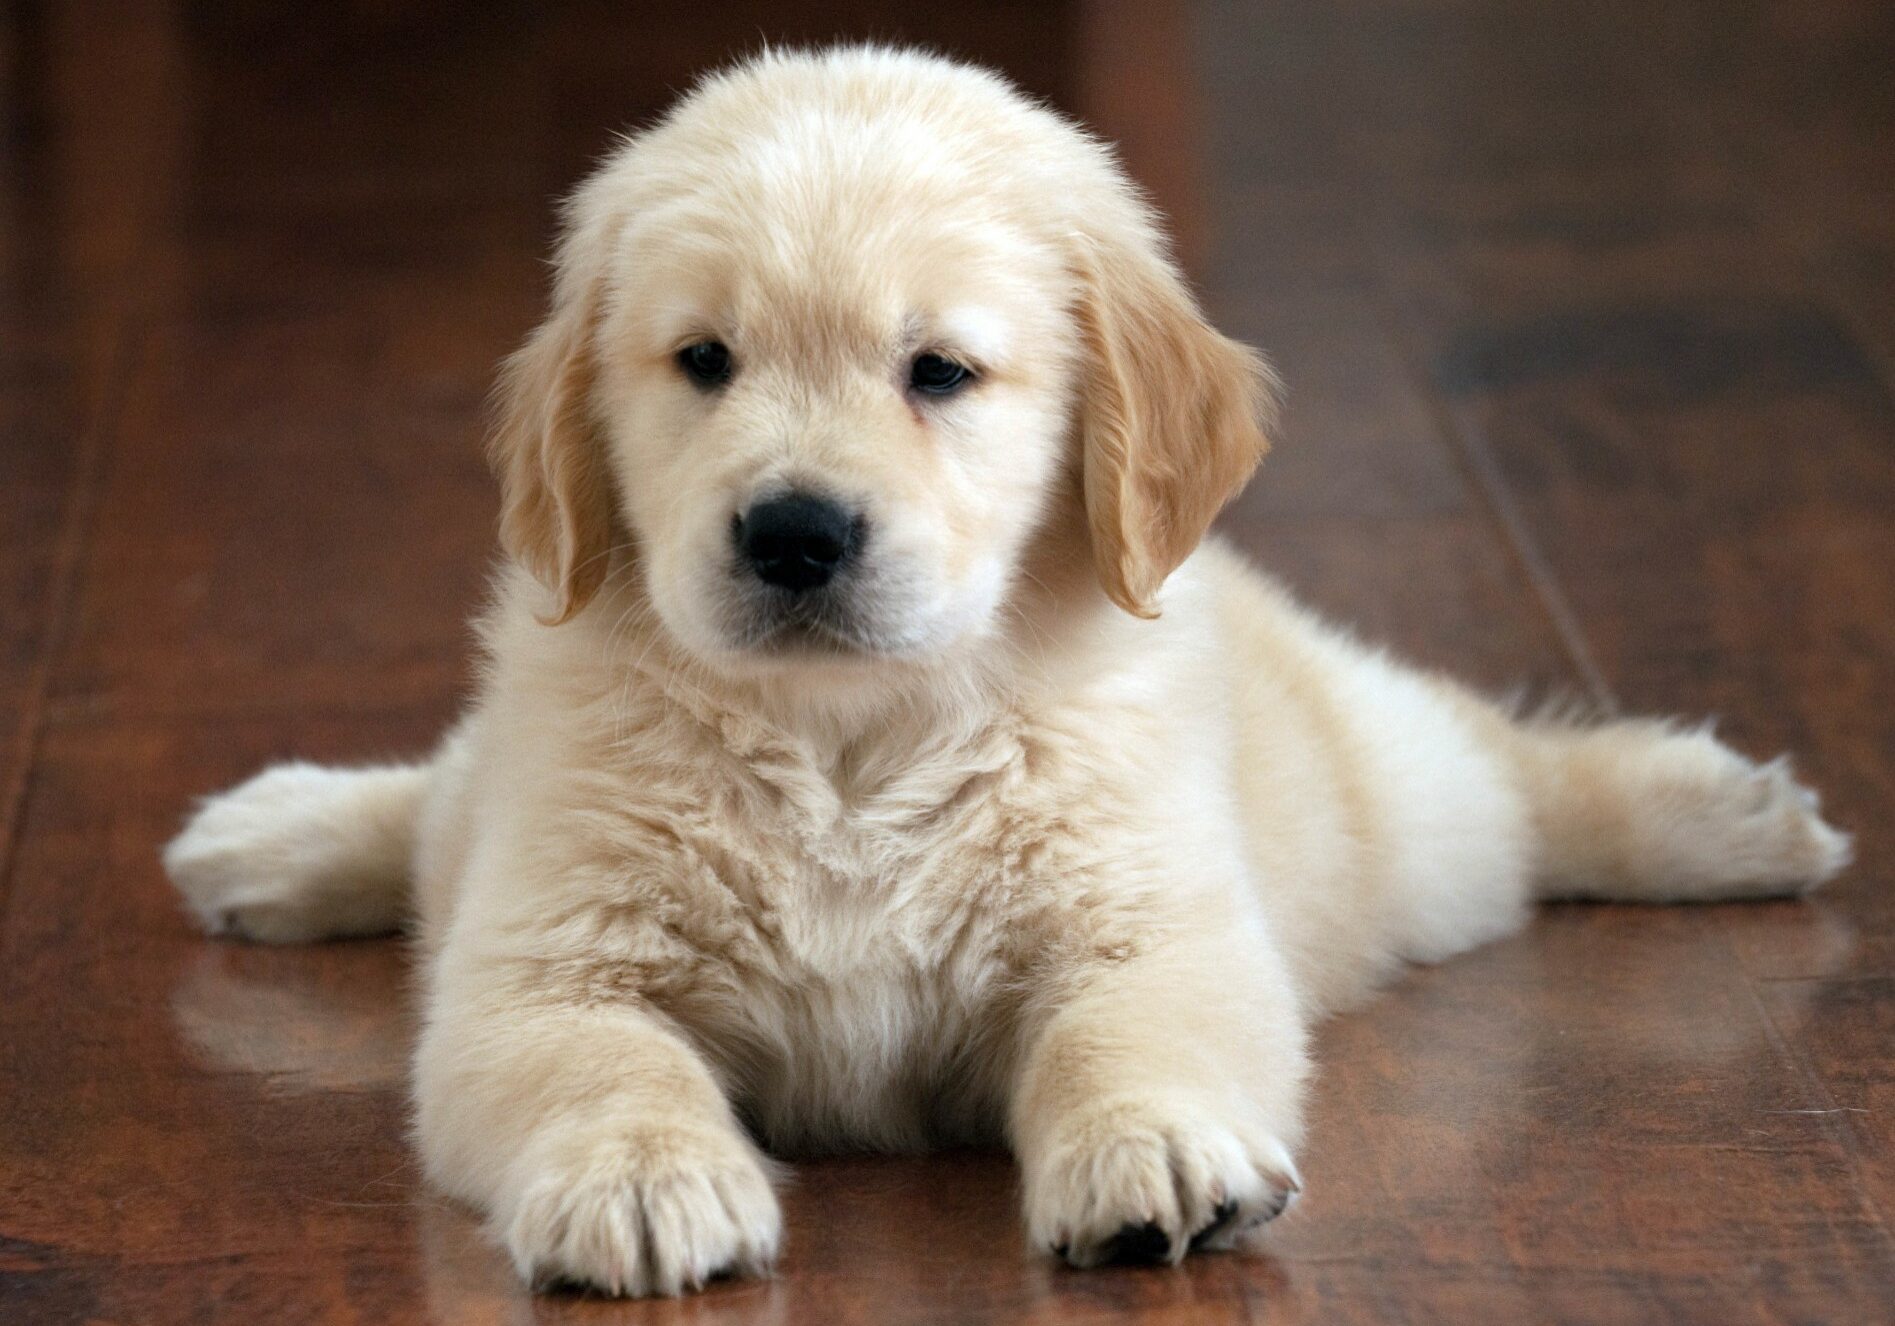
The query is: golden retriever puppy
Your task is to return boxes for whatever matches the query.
[164,46,1850,1297]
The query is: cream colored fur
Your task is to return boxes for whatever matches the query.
[164,47,1850,1298]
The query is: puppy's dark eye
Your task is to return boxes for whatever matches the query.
[909,352,972,396]
[678,340,733,387]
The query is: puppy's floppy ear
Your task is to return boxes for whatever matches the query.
[1073,233,1279,618]
[489,200,620,625]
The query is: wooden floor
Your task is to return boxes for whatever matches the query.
[3,2,1892,1322]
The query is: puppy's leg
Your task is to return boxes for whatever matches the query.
[1011,920,1308,1268]
[415,946,780,1298]
[164,760,430,942]
[1512,717,1852,902]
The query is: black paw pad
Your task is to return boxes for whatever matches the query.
[530,1269,592,1297]
[1189,1198,1241,1250]
[1101,1220,1172,1265]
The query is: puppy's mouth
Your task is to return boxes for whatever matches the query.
[727,587,887,658]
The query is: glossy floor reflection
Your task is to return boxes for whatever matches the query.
[2,2,1892,1322]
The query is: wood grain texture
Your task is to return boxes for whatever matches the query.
[1,2,1890,1322]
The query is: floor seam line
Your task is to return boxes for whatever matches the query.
[0,310,143,927]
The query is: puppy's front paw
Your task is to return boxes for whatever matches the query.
[1023,1094,1299,1268]
[502,1122,782,1297]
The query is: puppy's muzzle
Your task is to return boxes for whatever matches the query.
[735,492,862,592]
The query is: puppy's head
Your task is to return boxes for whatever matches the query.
[492,48,1274,675]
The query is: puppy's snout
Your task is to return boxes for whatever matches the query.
[736,493,861,592]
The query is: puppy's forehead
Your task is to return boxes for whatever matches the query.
[622,164,1061,355]
[602,74,1091,349]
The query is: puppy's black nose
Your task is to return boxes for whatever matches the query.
[735,493,859,592]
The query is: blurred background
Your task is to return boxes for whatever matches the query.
[2,3,1891,1323]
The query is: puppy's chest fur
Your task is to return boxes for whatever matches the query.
[559,691,1132,1151]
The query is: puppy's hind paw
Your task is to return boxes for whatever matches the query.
[1650,745,1853,900]
[162,762,422,942]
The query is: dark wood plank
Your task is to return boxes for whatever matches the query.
[1195,8,1580,696]
[0,2,175,886]
[1759,977,1895,1246]
[38,4,545,723]
[1281,910,1891,1324]
[49,305,502,722]
[1676,1,1895,383]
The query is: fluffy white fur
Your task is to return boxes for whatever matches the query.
[164,47,1850,1298]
